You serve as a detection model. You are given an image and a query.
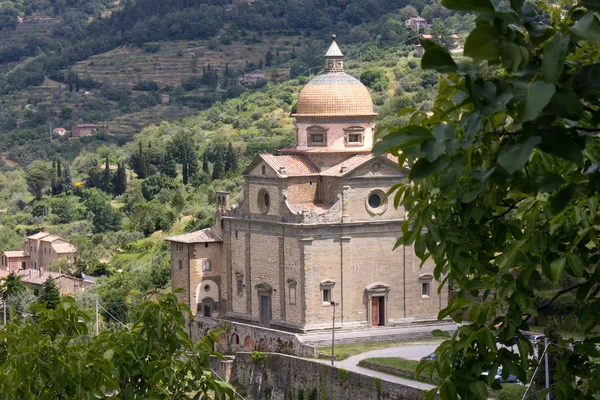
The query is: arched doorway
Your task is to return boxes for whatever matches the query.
[195,279,219,317]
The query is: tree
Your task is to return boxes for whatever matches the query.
[0,295,231,398]
[0,272,27,301]
[62,163,73,194]
[75,73,80,92]
[225,142,237,173]
[212,149,225,180]
[113,162,127,195]
[377,1,600,398]
[400,5,418,21]
[131,141,150,179]
[85,189,122,233]
[265,50,274,67]
[141,174,180,201]
[168,131,198,185]
[102,155,113,194]
[25,160,52,200]
[38,277,60,310]
[202,151,209,174]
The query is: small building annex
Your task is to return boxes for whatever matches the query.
[167,37,447,333]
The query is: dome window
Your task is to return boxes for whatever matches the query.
[307,126,328,146]
[344,126,365,146]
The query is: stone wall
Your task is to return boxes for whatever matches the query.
[189,316,316,357]
[230,352,431,400]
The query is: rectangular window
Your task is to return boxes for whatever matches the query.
[309,133,324,145]
[322,289,331,303]
[236,275,244,296]
[178,260,183,269]
[345,127,365,146]
[203,259,211,271]
[205,243,209,248]
[289,286,296,305]
[348,133,361,143]
[235,230,238,238]
[44,248,47,254]
[422,282,430,297]
[177,244,182,252]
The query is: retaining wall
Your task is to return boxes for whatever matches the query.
[190,316,316,357]
[230,352,433,400]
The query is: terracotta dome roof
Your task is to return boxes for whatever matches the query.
[293,73,376,117]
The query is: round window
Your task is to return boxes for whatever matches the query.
[258,189,270,214]
[204,285,211,292]
[365,189,387,215]
[368,193,382,208]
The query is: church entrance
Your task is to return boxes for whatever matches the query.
[371,296,385,326]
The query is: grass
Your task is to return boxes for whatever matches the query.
[358,357,438,384]
[359,357,526,400]
[317,338,442,361]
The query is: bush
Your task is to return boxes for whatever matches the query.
[143,44,161,53]
[133,80,159,92]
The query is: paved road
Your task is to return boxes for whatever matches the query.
[313,341,443,391]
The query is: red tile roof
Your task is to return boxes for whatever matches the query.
[287,202,334,214]
[28,231,50,240]
[51,243,76,254]
[165,228,223,243]
[259,154,319,177]
[40,235,65,243]
[2,251,29,258]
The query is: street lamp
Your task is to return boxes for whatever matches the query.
[330,301,339,365]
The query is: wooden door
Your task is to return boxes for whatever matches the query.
[371,298,379,326]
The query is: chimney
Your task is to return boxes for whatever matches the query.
[279,166,286,174]
[340,166,348,173]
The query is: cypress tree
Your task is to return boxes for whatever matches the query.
[225,142,237,173]
[39,277,60,310]
[212,150,224,180]
[137,142,149,179]
[113,163,127,195]
[103,155,112,193]
[202,151,209,174]
[51,159,58,195]
[75,73,80,92]
[62,163,73,194]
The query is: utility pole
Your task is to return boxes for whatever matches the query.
[544,338,550,400]
[330,301,339,366]
[95,298,99,335]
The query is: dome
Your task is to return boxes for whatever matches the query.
[293,73,377,117]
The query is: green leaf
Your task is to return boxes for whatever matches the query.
[410,157,451,180]
[497,136,542,173]
[550,183,576,214]
[431,329,451,338]
[536,129,583,166]
[103,349,114,360]
[570,12,600,42]
[440,381,458,400]
[470,380,488,400]
[568,253,585,278]
[541,34,569,83]
[373,126,432,155]
[582,0,600,11]
[512,81,556,122]
[545,88,584,120]
[420,41,458,72]
[441,0,495,14]
[550,257,567,282]
[573,64,600,99]
[464,24,501,60]
[501,41,523,71]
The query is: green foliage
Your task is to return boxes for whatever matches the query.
[378,0,600,398]
[140,174,180,201]
[38,277,61,310]
[250,351,268,364]
[0,272,27,301]
[0,295,232,398]
[374,377,382,397]
[25,160,53,200]
[359,69,390,92]
[127,200,177,236]
[85,189,122,233]
[337,368,350,383]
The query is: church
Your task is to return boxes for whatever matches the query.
[166,37,447,333]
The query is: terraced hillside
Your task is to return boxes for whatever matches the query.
[72,38,302,88]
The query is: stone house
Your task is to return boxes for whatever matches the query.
[0,269,94,296]
[71,124,98,138]
[0,251,29,271]
[406,17,429,31]
[21,230,76,270]
[52,127,67,136]
[167,37,447,332]
[239,73,266,85]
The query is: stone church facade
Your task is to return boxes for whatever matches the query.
[167,37,447,333]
